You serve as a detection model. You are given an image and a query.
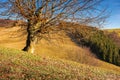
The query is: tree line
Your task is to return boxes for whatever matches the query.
[65,23,120,66]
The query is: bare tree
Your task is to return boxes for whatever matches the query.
[0,0,108,53]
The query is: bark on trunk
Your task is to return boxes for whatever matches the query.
[23,21,37,53]
[23,33,37,53]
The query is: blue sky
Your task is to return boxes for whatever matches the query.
[0,0,120,29]
[102,0,120,29]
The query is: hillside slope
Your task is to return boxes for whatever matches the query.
[105,29,120,36]
[0,26,120,71]
[0,47,120,80]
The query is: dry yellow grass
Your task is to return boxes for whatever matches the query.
[0,27,25,49]
[0,47,119,80]
[105,29,120,36]
[0,26,120,73]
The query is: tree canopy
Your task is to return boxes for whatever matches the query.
[0,0,108,53]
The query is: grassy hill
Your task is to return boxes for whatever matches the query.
[0,25,120,79]
[104,28,120,48]
[0,47,120,80]
[105,29,120,36]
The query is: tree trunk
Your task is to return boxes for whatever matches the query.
[23,34,37,53]
[23,21,37,53]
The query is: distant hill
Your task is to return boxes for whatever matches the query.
[0,19,15,27]
[104,29,120,48]
[0,19,26,27]
[105,29,120,36]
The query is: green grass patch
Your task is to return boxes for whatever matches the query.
[0,47,120,80]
